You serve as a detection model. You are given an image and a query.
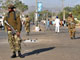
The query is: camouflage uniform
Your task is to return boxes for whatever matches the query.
[67,16,76,39]
[3,4,24,58]
[4,9,22,52]
[8,31,21,52]
[25,16,30,35]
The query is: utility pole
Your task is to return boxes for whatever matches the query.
[46,10,48,20]
[35,0,38,26]
[62,0,65,21]
[52,10,53,19]
[35,0,40,32]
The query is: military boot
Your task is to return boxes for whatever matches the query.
[71,37,73,39]
[26,32,29,36]
[73,33,75,39]
[11,51,16,58]
[18,51,24,58]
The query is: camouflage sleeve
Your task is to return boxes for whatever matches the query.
[3,15,8,32]
[16,14,22,33]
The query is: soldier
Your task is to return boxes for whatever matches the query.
[67,12,76,39]
[4,4,23,58]
[25,15,30,35]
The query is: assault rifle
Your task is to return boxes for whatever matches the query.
[4,20,16,35]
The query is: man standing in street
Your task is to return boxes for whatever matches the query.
[4,4,23,58]
[46,19,50,30]
[25,15,30,36]
[55,16,60,33]
[67,12,76,39]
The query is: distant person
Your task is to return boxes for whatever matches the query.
[67,12,76,39]
[55,16,60,33]
[46,19,50,30]
[3,4,23,58]
[25,15,30,35]
[43,20,46,25]
[60,20,63,27]
[52,20,55,25]
[49,19,53,30]
[63,20,66,26]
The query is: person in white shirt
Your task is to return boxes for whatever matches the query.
[55,16,60,33]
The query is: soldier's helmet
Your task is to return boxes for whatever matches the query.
[69,12,72,14]
[8,4,16,9]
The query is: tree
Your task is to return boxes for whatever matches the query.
[38,10,52,21]
[0,0,3,4]
[14,0,28,12]
[2,0,28,12]
[64,7,73,12]
[58,7,73,20]
[29,11,35,24]
[28,10,53,23]
[72,5,80,19]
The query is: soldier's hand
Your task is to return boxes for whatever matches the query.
[16,32,20,37]
[8,27,11,31]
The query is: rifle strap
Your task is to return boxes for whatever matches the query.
[7,11,17,21]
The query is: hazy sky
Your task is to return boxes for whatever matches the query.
[20,0,80,8]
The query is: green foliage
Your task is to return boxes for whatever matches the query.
[58,7,73,20]
[38,10,53,20]
[2,0,28,12]
[14,1,28,12]
[58,5,80,20]
[58,12,63,20]
[72,5,80,20]
[28,10,54,22]
[29,11,35,21]
[64,7,73,12]
[0,0,2,3]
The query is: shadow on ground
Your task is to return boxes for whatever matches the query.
[75,37,80,39]
[23,47,55,57]
[30,32,46,36]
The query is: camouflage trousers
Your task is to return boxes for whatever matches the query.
[69,28,75,38]
[25,27,30,33]
[8,31,21,52]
